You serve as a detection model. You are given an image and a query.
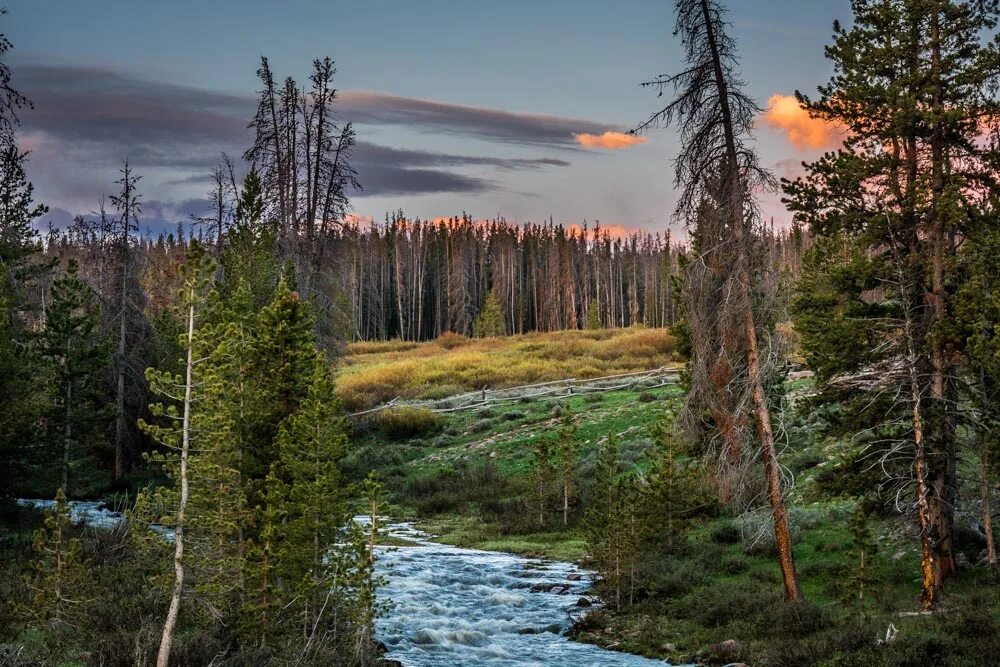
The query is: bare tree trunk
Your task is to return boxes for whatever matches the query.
[156,294,195,667]
[982,452,997,574]
[698,0,802,601]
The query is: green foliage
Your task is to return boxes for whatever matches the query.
[472,291,506,338]
[23,490,89,626]
[586,297,603,329]
[222,167,279,308]
[839,503,880,615]
[36,260,112,495]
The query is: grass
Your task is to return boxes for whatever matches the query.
[339,331,1000,665]
[335,326,680,410]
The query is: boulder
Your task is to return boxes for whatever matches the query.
[567,573,582,581]
[576,597,592,607]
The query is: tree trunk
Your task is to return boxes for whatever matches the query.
[156,293,195,667]
[62,373,71,495]
[982,453,997,574]
[698,0,802,602]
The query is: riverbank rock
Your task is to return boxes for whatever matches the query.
[576,597,592,607]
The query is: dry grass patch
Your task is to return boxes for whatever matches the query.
[336,326,680,410]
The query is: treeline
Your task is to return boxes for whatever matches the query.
[42,211,811,345]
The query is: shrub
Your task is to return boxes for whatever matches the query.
[637,391,657,403]
[436,331,469,349]
[471,418,495,433]
[710,521,741,545]
[374,407,445,440]
[500,410,526,422]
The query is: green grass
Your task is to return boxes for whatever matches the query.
[342,348,1000,665]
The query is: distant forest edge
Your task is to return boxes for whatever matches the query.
[45,212,810,344]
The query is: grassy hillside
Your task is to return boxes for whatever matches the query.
[340,329,1000,666]
[335,326,681,410]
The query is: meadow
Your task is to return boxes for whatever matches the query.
[335,327,681,411]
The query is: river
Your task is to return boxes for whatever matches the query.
[19,500,684,666]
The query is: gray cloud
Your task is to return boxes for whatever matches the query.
[14,63,592,212]
[339,91,617,147]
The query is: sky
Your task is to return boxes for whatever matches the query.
[5,0,852,236]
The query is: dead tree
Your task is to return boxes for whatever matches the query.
[635,0,802,601]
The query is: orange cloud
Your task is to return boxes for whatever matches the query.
[573,131,647,150]
[762,94,843,150]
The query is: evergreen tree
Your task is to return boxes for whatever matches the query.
[222,168,279,308]
[783,0,1000,608]
[37,260,111,495]
[24,489,90,627]
[138,241,235,667]
[840,503,880,617]
[472,291,506,338]
[273,358,351,635]
[586,297,603,329]
[555,404,579,526]
[530,434,555,527]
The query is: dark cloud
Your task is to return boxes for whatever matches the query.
[339,91,618,147]
[351,142,567,197]
[14,63,590,212]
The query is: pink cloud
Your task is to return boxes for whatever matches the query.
[761,94,844,150]
[573,131,647,150]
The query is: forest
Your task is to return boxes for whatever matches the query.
[4,0,1000,666]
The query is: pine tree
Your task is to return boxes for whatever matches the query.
[138,241,231,667]
[24,489,90,626]
[472,291,506,338]
[530,434,555,528]
[222,168,279,308]
[37,260,111,495]
[636,0,802,601]
[273,358,350,635]
[783,0,1000,608]
[585,432,621,606]
[555,405,579,526]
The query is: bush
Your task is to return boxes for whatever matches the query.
[710,521,741,545]
[500,410,526,422]
[374,407,445,440]
[436,331,469,349]
[471,418,495,433]
[638,391,657,403]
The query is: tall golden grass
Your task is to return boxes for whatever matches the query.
[335,326,680,410]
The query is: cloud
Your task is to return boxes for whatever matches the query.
[340,90,619,148]
[573,132,647,150]
[761,94,843,150]
[15,64,582,211]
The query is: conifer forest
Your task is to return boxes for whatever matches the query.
[4,1,1000,665]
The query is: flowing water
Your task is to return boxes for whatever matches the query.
[19,500,685,666]
[375,521,680,666]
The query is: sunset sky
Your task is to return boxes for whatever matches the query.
[6,0,851,236]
